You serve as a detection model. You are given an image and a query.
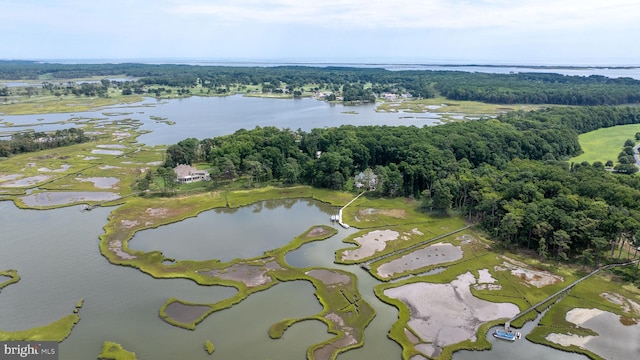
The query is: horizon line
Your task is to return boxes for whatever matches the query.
[1,58,639,69]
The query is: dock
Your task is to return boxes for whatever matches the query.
[334,191,367,229]
[506,260,640,326]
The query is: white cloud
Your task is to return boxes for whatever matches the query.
[163,0,640,30]
[1,0,638,62]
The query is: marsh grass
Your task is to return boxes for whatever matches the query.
[0,91,144,115]
[100,188,373,357]
[371,236,610,359]
[366,229,488,281]
[98,341,138,360]
[0,287,83,342]
[375,96,546,116]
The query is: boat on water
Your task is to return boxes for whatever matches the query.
[493,329,520,342]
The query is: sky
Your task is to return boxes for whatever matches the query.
[1,0,639,65]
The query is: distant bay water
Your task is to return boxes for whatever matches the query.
[25,58,640,79]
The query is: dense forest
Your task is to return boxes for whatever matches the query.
[0,128,89,157]
[2,60,640,106]
[157,106,640,268]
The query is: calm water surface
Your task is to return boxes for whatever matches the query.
[1,95,441,145]
[130,199,338,261]
[0,201,328,359]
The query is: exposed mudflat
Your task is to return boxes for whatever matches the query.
[198,260,283,287]
[341,229,400,261]
[306,269,350,285]
[20,191,119,206]
[546,308,640,360]
[76,177,120,189]
[495,258,563,288]
[164,301,211,325]
[376,242,463,278]
[384,272,519,358]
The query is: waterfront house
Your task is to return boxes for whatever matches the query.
[174,164,210,184]
[355,169,378,190]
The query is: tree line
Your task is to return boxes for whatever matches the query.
[156,106,640,268]
[0,128,90,157]
[3,61,640,106]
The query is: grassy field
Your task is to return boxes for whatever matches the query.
[570,124,640,164]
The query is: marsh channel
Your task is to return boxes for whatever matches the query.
[0,95,612,359]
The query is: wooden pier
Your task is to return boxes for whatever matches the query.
[507,260,640,325]
[336,191,367,229]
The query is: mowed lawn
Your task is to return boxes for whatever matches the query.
[571,124,640,164]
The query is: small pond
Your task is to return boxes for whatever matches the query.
[129,198,337,262]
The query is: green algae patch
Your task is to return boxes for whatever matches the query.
[98,341,138,360]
